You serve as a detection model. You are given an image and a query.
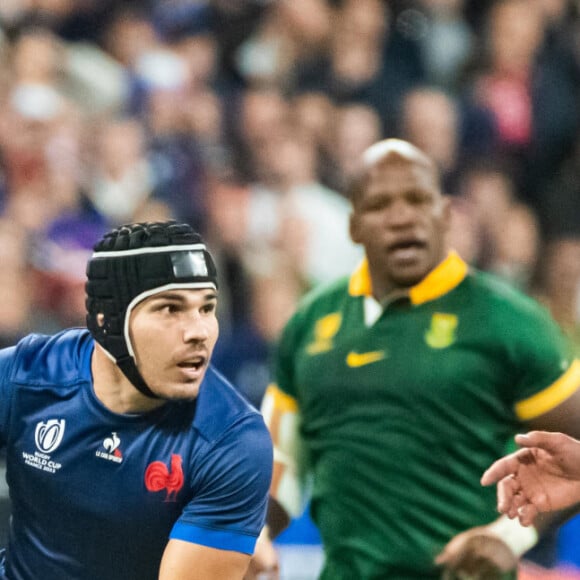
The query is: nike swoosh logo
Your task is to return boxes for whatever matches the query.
[346,351,386,367]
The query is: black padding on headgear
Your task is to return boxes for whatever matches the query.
[85,221,218,398]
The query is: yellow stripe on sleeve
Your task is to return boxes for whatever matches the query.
[515,359,580,421]
[260,384,303,516]
[263,384,298,414]
[261,384,299,448]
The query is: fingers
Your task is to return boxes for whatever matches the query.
[516,503,538,527]
[481,453,521,486]
[496,476,521,517]
[482,431,570,487]
[514,430,562,453]
[492,470,542,526]
[494,475,539,526]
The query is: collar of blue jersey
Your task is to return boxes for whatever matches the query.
[348,250,468,306]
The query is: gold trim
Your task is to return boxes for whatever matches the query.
[516,359,580,420]
[348,260,373,296]
[409,252,468,305]
[264,384,299,413]
[348,251,468,305]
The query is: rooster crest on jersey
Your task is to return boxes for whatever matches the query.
[85,221,218,398]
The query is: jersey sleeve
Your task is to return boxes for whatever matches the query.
[0,346,17,448]
[261,310,308,517]
[508,302,580,420]
[261,383,303,517]
[170,412,272,555]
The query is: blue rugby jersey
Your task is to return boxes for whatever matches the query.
[0,329,272,580]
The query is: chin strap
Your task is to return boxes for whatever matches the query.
[115,355,160,399]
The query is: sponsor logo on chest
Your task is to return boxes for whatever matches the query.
[96,432,124,463]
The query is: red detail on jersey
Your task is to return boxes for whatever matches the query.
[144,454,184,501]
[114,449,122,458]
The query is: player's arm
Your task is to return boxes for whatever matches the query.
[498,358,580,528]
[519,359,580,441]
[248,384,303,578]
[165,413,273,579]
[159,540,251,579]
[437,365,580,576]
[260,384,303,530]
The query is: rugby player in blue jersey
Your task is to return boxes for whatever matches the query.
[0,221,273,580]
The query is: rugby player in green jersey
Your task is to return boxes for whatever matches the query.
[247,138,580,579]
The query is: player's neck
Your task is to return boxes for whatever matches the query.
[91,345,166,414]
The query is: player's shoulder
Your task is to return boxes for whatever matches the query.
[277,276,351,348]
[467,269,553,322]
[11,328,93,387]
[194,365,269,442]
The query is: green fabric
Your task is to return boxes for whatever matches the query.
[274,270,573,579]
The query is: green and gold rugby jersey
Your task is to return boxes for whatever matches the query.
[269,252,580,579]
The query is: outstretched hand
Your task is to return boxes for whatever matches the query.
[481,431,580,525]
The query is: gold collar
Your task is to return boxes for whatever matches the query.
[348,251,468,305]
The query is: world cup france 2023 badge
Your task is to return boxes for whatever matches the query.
[35,419,66,454]
[22,419,66,474]
[425,313,458,349]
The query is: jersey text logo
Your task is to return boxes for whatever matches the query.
[346,350,386,367]
[145,454,184,501]
[96,432,123,463]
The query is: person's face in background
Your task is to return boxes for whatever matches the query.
[350,151,450,300]
[401,89,459,175]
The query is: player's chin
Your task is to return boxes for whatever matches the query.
[159,372,206,401]
[161,381,202,401]
[391,266,429,288]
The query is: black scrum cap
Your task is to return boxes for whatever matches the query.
[86,221,218,398]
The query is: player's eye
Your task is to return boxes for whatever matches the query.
[201,302,216,315]
[160,303,180,314]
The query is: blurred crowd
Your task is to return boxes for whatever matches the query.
[0,0,578,408]
[0,0,580,402]
[0,0,579,573]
